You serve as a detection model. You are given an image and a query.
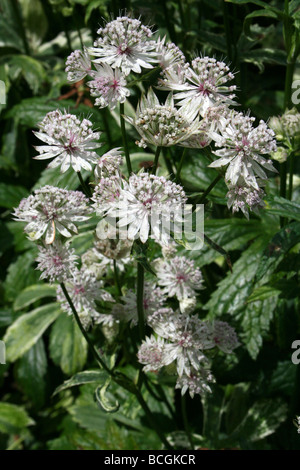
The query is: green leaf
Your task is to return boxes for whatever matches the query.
[190,219,264,267]
[95,378,120,414]
[32,166,90,192]
[0,403,34,434]
[239,297,277,359]
[49,312,88,375]
[16,338,47,408]
[265,196,300,221]
[225,0,283,16]
[241,49,287,71]
[14,284,57,311]
[53,370,108,396]
[4,303,61,362]
[244,9,278,40]
[247,285,281,303]
[205,238,268,317]
[0,310,13,328]
[8,55,46,93]
[0,183,28,209]
[228,398,287,442]
[256,222,300,281]
[4,250,39,302]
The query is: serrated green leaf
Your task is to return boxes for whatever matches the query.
[240,297,277,359]
[53,370,108,396]
[228,398,287,442]
[205,238,268,317]
[4,303,61,362]
[49,312,87,375]
[0,403,35,434]
[14,284,57,311]
[256,222,300,281]
[247,285,281,303]
[16,338,47,408]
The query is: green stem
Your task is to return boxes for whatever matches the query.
[120,102,132,175]
[163,149,174,177]
[152,146,162,175]
[101,107,113,147]
[194,173,223,206]
[288,152,295,200]
[77,171,91,198]
[176,148,187,183]
[223,1,232,62]
[181,394,194,450]
[113,260,122,297]
[60,283,111,374]
[137,262,145,341]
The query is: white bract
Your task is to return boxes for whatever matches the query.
[13,186,91,244]
[124,89,199,148]
[87,63,130,109]
[34,110,101,173]
[89,16,156,75]
[209,110,277,188]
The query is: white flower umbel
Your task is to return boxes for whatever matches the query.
[87,63,130,109]
[33,110,101,173]
[153,255,204,301]
[92,175,123,216]
[65,48,92,83]
[121,282,166,326]
[102,172,187,244]
[208,321,240,354]
[176,368,215,397]
[156,36,185,70]
[57,269,114,330]
[148,308,212,377]
[36,240,78,283]
[94,148,124,180]
[13,186,91,244]
[226,178,265,219]
[209,111,277,188]
[159,57,236,118]
[124,89,199,148]
[89,16,156,75]
[137,335,167,372]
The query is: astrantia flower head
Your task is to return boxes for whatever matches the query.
[209,110,277,188]
[92,175,123,216]
[209,321,240,354]
[124,89,199,148]
[65,47,92,83]
[57,269,114,329]
[176,368,215,397]
[36,240,78,283]
[103,172,187,244]
[94,148,124,180]
[226,178,265,219]
[148,308,212,376]
[87,63,130,109]
[13,186,91,244]
[153,255,204,301]
[159,57,236,118]
[34,110,101,173]
[156,36,185,70]
[137,335,166,372]
[89,16,156,75]
[121,282,166,326]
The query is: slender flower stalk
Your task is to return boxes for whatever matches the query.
[152,146,161,175]
[120,102,132,174]
[175,147,187,183]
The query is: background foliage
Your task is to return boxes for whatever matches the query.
[0,0,300,450]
